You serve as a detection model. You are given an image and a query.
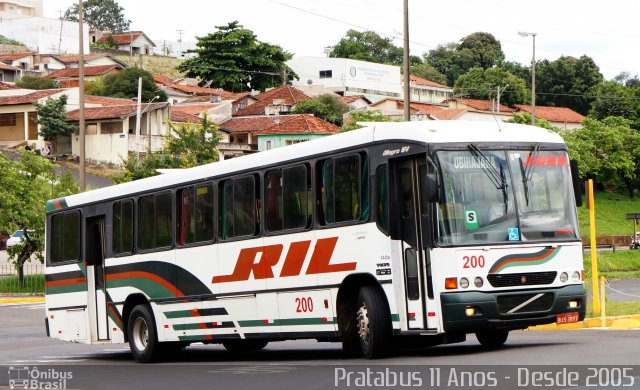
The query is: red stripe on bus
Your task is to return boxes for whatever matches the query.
[493,248,555,273]
[45,277,87,288]
[106,271,185,297]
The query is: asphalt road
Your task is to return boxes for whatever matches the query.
[1,304,640,390]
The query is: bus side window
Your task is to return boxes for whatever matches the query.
[177,184,214,246]
[50,210,81,264]
[113,200,133,255]
[376,164,389,234]
[319,153,365,225]
[220,175,258,239]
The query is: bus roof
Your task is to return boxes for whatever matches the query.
[48,120,565,211]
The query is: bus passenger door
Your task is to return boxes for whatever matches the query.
[392,157,433,330]
[86,216,109,341]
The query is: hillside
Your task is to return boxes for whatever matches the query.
[115,55,184,79]
[578,191,640,236]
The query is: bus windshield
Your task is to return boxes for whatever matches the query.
[436,148,579,245]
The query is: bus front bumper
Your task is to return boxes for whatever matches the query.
[440,284,586,334]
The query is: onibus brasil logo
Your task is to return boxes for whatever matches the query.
[8,366,72,389]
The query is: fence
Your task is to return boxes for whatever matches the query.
[0,264,44,293]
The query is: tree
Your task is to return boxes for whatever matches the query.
[341,110,396,132]
[458,32,504,69]
[536,55,603,115]
[454,67,528,107]
[114,114,221,183]
[178,21,292,92]
[591,81,636,120]
[329,29,405,66]
[15,76,58,90]
[64,0,130,32]
[424,42,475,87]
[292,94,349,126]
[101,68,167,102]
[410,63,448,86]
[0,150,79,284]
[34,95,78,154]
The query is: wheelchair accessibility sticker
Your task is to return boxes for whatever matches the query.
[508,228,520,241]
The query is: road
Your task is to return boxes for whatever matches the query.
[1,304,640,389]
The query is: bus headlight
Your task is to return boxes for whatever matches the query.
[474,277,484,288]
[572,271,581,282]
[459,277,469,289]
[560,272,568,283]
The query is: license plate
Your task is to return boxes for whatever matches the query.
[556,312,580,324]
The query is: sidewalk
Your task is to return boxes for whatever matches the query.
[529,314,640,331]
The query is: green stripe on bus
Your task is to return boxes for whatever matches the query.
[45,284,88,295]
[391,314,400,322]
[106,278,174,300]
[165,310,194,319]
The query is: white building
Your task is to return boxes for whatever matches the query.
[0,0,42,18]
[0,16,89,54]
[287,56,401,103]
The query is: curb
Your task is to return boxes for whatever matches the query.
[528,314,640,331]
[0,297,44,304]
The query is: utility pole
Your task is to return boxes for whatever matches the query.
[78,0,86,191]
[402,0,410,121]
[177,29,185,56]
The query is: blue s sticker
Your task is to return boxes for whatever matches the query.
[508,228,520,241]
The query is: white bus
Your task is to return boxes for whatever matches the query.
[44,121,586,362]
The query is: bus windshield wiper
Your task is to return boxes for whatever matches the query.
[467,144,508,212]
[518,144,540,207]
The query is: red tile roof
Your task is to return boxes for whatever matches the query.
[255,114,340,135]
[340,95,371,104]
[0,82,17,90]
[0,52,33,61]
[408,102,465,120]
[153,73,175,86]
[171,103,220,116]
[84,95,135,106]
[515,105,585,124]
[66,103,167,121]
[233,85,309,116]
[0,89,64,105]
[0,63,19,71]
[409,75,449,89]
[51,54,101,64]
[153,73,246,101]
[447,98,515,113]
[98,31,147,45]
[46,65,120,79]
[171,110,203,124]
[220,116,289,133]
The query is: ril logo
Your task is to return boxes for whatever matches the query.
[212,237,356,283]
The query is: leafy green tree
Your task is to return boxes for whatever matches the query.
[0,150,78,284]
[410,63,448,86]
[458,32,504,69]
[0,34,23,45]
[101,68,167,102]
[34,95,78,154]
[341,110,396,132]
[561,117,640,197]
[508,112,558,131]
[329,29,405,66]
[498,61,531,88]
[454,67,528,107]
[424,42,475,87]
[114,114,221,183]
[15,76,58,90]
[536,55,603,115]
[591,80,636,120]
[178,21,292,92]
[91,35,117,49]
[64,0,130,32]
[292,94,349,126]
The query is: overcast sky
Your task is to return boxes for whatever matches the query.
[44,0,639,80]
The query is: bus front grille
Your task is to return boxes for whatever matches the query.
[497,293,554,314]
[487,271,557,288]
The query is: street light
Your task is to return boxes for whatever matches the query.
[518,31,536,126]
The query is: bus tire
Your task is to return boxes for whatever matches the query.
[222,340,268,353]
[475,330,509,348]
[356,286,392,359]
[128,304,163,363]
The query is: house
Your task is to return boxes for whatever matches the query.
[0,0,43,18]
[171,102,235,124]
[287,56,401,103]
[41,54,128,72]
[515,105,585,130]
[255,114,340,151]
[0,63,22,83]
[97,31,156,55]
[407,75,453,104]
[340,95,371,111]
[45,65,123,87]
[0,52,34,71]
[66,100,170,166]
[218,116,286,158]
[444,98,515,122]
[233,85,309,117]
[369,98,464,120]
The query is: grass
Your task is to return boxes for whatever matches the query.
[115,55,184,79]
[0,274,44,294]
[584,251,640,279]
[585,301,640,318]
[577,191,640,236]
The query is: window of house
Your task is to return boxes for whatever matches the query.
[138,192,173,250]
[265,140,272,150]
[319,70,333,79]
[219,176,258,239]
[50,211,81,263]
[285,139,308,145]
[265,165,310,232]
[177,184,214,246]
[0,114,16,127]
[318,153,369,225]
[101,122,122,134]
[113,200,134,255]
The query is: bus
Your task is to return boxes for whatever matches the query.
[44,121,586,362]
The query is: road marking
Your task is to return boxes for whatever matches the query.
[0,297,45,304]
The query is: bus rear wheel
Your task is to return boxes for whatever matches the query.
[222,340,268,353]
[475,330,509,348]
[128,304,163,363]
[355,286,392,359]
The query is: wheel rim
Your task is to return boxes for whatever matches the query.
[357,301,370,346]
[132,316,149,352]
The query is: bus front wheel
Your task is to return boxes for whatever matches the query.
[355,286,392,358]
[128,304,163,363]
[475,330,509,348]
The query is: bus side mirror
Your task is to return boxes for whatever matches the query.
[425,173,439,203]
[570,160,583,207]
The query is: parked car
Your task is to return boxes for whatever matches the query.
[6,230,32,249]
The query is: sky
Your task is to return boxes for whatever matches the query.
[43,0,640,80]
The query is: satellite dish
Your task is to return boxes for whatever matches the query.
[307,79,313,85]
